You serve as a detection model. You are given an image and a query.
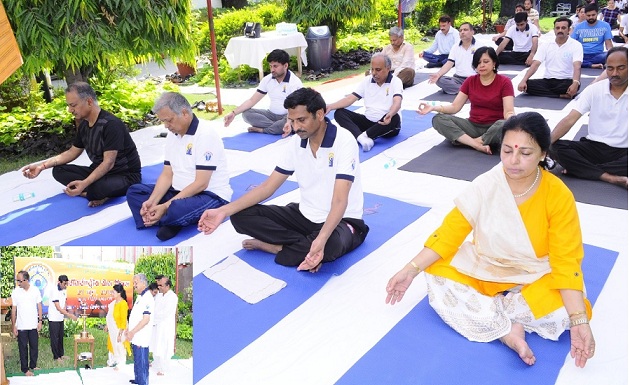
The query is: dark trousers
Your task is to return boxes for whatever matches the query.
[422,52,449,66]
[333,108,400,140]
[552,137,628,180]
[494,37,514,51]
[49,320,64,359]
[17,329,38,373]
[230,202,369,266]
[52,164,141,201]
[126,184,229,229]
[497,50,530,65]
[132,344,149,385]
[525,78,575,98]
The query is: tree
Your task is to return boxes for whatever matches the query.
[3,0,198,84]
[285,0,376,39]
[222,0,249,8]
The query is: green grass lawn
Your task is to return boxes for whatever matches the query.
[2,327,192,376]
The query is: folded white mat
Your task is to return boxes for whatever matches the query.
[203,254,286,304]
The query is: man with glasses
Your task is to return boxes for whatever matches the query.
[126,92,232,241]
[551,47,628,188]
[10,271,43,376]
[495,12,539,66]
[48,274,78,362]
[20,82,141,207]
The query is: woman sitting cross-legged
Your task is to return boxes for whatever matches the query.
[418,46,515,155]
[385,112,595,367]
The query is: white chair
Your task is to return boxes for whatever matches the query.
[550,3,572,17]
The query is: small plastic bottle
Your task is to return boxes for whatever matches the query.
[13,192,36,202]
[384,158,397,169]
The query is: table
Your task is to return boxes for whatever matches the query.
[224,31,308,81]
[74,334,95,369]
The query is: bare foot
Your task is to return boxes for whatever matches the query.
[591,63,604,69]
[88,197,109,207]
[157,372,164,376]
[472,137,492,155]
[309,262,323,273]
[242,239,283,254]
[600,173,628,189]
[113,366,119,371]
[247,127,264,133]
[500,323,536,365]
[559,93,573,99]
[25,370,34,376]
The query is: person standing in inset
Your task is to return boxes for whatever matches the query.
[104,283,131,370]
[10,271,43,377]
[48,275,78,362]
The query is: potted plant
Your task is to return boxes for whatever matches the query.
[493,16,510,33]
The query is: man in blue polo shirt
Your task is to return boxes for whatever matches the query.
[126,92,232,241]
[223,49,303,134]
[571,3,613,68]
[328,52,403,152]
[199,88,369,272]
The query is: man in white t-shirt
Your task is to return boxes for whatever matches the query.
[551,47,628,188]
[495,12,539,65]
[328,52,404,152]
[429,22,479,94]
[152,276,178,376]
[223,49,303,135]
[126,274,154,385]
[199,88,369,273]
[518,17,583,98]
[126,92,232,241]
[10,271,43,376]
[48,275,78,361]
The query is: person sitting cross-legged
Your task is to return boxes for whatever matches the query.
[495,11,539,66]
[550,46,628,188]
[126,92,233,241]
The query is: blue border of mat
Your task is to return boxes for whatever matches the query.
[193,193,429,383]
[336,243,618,385]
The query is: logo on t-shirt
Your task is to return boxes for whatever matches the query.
[328,152,334,167]
[351,158,356,170]
[186,143,193,155]
[204,151,213,161]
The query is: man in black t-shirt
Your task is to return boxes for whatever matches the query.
[21,82,141,206]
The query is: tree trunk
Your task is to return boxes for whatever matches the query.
[222,0,248,9]
[500,0,520,17]
[63,65,94,86]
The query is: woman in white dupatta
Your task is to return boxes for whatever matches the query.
[386,112,595,367]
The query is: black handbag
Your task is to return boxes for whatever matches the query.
[243,22,261,38]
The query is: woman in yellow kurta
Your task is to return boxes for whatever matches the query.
[386,112,595,367]
[105,284,131,369]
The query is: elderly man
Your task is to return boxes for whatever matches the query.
[126,92,232,241]
[328,52,403,152]
[419,15,458,68]
[381,26,416,88]
[48,275,78,362]
[126,274,154,385]
[495,12,539,66]
[152,276,178,376]
[518,17,583,98]
[429,22,479,94]
[571,3,613,68]
[223,49,303,134]
[21,82,141,207]
[11,271,43,377]
[199,88,369,273]
[551,47,628,188]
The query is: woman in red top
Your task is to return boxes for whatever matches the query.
[418,46,515,154]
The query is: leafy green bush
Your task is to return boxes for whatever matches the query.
[134,253,177,288]
[176,323,192,341]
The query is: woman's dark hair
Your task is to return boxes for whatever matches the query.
[113,283,127,301]
[472,46,499,73]
[501,112,554,169]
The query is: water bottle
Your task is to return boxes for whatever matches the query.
[13,192,36,202]
[384,158,397,169]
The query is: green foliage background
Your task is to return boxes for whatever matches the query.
[0,247,54,298]
[133,252,177,288]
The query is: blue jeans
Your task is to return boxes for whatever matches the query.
[132,344,149,385]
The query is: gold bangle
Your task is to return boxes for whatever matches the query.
[569,317,589,328]
[569,310,586,318]
[409,261,421,273]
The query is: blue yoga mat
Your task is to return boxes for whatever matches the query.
[0,163,164,245]
[336,243,618,385]
[193,193,429,383]
[64,170,297,246]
